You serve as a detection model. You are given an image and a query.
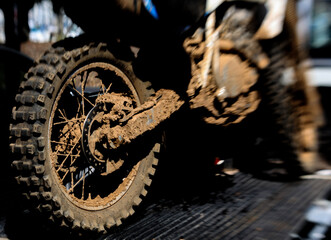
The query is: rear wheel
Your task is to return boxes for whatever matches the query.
[10,42,160,233]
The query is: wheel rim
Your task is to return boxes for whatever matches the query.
[48,62,141,210]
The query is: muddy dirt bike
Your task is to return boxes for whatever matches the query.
[9,0,326,234]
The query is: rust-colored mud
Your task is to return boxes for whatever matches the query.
[20,41,52,60]
[91,89,183,150]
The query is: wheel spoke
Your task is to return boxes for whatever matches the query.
[70,86,95,108]
[71,171,74,191]
[60,169,70,183]
[59,149,81,183]
[96,79,112,98]
[58,109,68,121]
[55,122,80,142]
[51,140,72,146]
[68,171,86,194]
[56,153,80,157]
[53,117,85,126]
[82,173,85,200]
[82,70,87,117]
[56,137,81,173]
[76,98,82,120]
[105,83,112,94]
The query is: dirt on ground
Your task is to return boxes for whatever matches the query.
[20,41,52,60]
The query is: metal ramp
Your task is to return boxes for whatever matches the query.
[104,172,331,240]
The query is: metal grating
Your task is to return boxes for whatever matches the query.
[104,172,331,240]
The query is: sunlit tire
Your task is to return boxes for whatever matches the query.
[9,42,160,233]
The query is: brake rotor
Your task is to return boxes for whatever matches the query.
[81,103,105,168]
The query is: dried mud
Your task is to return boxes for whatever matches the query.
[20,41,52,60]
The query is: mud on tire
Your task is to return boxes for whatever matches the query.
[220,5,325,178]
[251,21,324,177]
[9,42,160,233]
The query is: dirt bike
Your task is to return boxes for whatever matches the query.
[9,0,326,234]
